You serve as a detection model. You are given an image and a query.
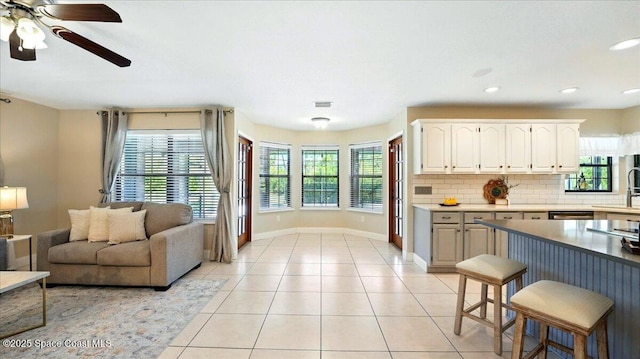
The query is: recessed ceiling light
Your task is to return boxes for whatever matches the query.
[609,38,640,51]
[622,88,640,95]
[484,86,500,93]
[560,87,579,94]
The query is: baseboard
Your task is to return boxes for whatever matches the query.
[203,250,210,260]
[253,227,386,242]
[412,253,428,272]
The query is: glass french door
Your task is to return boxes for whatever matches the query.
[237,136,252,249]
[388,136,403,249]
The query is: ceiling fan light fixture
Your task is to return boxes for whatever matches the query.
[16,17,45,43]
[21,38,47,50]
[311,117,330,129]
[0,16,15,42]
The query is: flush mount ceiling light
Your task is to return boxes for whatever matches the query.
[609,37,640,51]
[560,87,579,94]
[311,117,330,129]
[484,86,500,93]
[622,88,640,95]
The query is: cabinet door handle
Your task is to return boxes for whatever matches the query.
[473,216,482,219]
[551,165,555,168]
[442,216,451,219]
[559,165,563,168]
[445,165,448,169]
[453,165,456,169]
[457,229,461,232]
[500,165,503,168]
[465,229,469,232]
[531,216,541,219]
[504,216,512,219]
[507,165,511,168]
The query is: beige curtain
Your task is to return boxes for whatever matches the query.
[201,108,237,263]
[99,109,128,203]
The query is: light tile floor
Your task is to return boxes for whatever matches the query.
[159,233,561,359]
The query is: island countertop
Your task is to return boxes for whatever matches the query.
[475,219,640,267]
[413,203,640,215]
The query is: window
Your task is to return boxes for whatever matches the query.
[302,146,339,207]
[259,142,291,210]
[114,130,218,219]
[565,156,613,192]
[349,142,383,212]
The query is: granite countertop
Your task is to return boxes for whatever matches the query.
[413,203,640,215]
[476,219,640,267]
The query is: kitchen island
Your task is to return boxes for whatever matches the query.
[476,219,639,359]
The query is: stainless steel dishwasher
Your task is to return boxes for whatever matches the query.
[548,211,594,220]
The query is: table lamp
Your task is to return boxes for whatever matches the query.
[0,186,29,238]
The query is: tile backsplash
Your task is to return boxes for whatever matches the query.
[412,174,626,205]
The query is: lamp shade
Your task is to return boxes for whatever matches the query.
[0,186,29,210]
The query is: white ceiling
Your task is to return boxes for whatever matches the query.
[1,1,639,131]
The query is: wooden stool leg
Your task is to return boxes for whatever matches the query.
[511,312,526,359]
[596,320,609,359]
[454,274,467,335]
[493,283,503,355]
[574,334,587,359]
[480,283,488,319]
[539,323,548,359]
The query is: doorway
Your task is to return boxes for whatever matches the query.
[388,135,403,249]
[237,136,252,249]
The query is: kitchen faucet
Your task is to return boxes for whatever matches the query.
[627,167,640,207]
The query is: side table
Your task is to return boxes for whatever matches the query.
[5,235,33,271]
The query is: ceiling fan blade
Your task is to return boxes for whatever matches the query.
[51,26,131,67]
[8,30,36,61]
[38,4,122,22]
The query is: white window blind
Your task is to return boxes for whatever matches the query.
[259,142,291,210]
[349,142,383,212]
[302,146,339,207]
[114,130,218,219]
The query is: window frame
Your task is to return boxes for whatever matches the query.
[349,142,383,213]
[301,146,340,208]
[564,155,613,193]
[114,129,218,219]
[258,142,292,211]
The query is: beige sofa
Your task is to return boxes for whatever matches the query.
[37,201,203,291]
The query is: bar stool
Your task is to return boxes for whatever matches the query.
[454,254,527,355]
[510,280,613,359]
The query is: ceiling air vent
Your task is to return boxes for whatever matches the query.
[314,101,332,108]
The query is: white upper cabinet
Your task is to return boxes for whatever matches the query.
[556,123,580,173]
[452,124,479,173]
[505,124,531,173]
[479,124,506,173]
[413,122,451,174]
[412,119,582,175]
[531,124,557,173]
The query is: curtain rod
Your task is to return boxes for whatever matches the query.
[121,109,233,115]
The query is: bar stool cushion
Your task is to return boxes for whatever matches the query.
[511,280,613,330]
[456,254,527,281]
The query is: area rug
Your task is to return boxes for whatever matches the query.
[0,278,226,358]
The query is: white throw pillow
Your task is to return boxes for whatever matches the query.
[108,210,148,245]
[88,206,133,242]
[68,209,91,241]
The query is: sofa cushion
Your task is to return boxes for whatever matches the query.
[141,202,193,237]
[96,240,151,267]
[108,209,147,244]
[48,241,110,265]
[99,201,144,212]
[88,206,133,242]
[68,208,91,241]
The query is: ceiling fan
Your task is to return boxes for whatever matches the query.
[0,0,131,67]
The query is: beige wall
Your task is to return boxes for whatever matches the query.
[0,97,59,259]
[621,105,640,134]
